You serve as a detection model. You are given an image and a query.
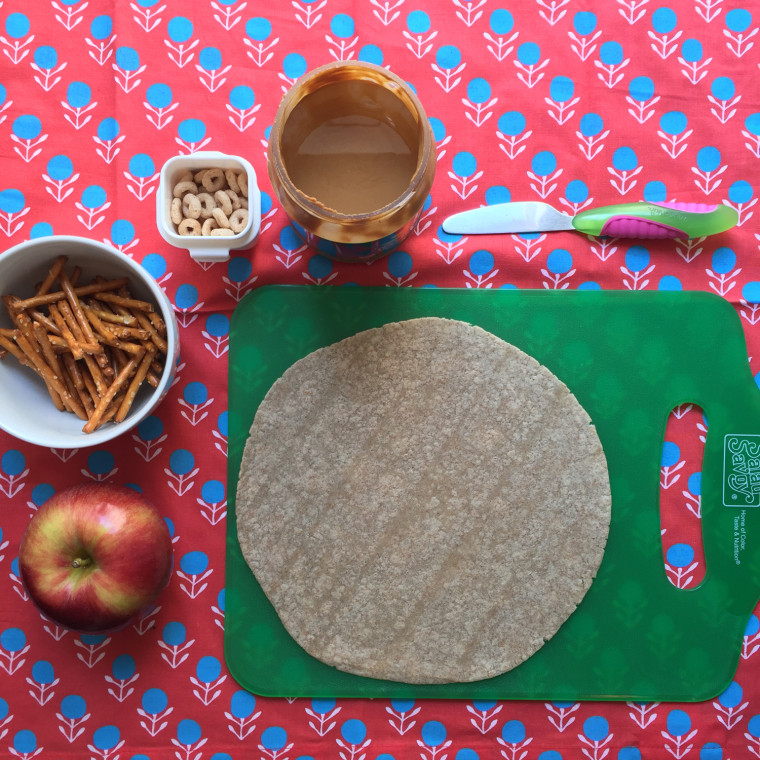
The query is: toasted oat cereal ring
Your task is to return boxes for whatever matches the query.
[214,190,233,216]
[237,172,248,197]
[225,169,241,194]
[182,193,202,219]
[201,217,219,236]
[178,218,202,236]
[202,168,226,193]
[238,197,249,210]
[225,189,242,210]
[196,192,217,219]
[177,170,194,183]
[173,180,198,198]
[229,208,249,234]
[212,207,231,228]
[210,228,235,236]
[194,168,209,183]
[170,197,183,226]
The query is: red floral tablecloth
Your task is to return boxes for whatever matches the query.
[2,1,760,758]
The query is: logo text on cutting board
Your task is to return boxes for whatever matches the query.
[724,434,760,508]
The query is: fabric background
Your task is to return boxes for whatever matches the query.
[1,0,759,757]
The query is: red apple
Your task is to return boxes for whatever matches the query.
[18,482,173,633]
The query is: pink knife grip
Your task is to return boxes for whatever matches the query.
[652,201,718,213]
[600,217,687,239]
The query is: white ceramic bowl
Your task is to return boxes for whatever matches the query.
[0,236,179,449]
[157,151,261,263]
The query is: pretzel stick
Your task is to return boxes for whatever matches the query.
[15,313,44,359]
[96,292,155,313]
[50,304,83,360]
[83,354,141,434]
[48,335,73,351]
[3,295,21,322]
[115,346,155,423]
[98,335,145,356]
[32,321,64,380]
[78,308,116,383]
[91,402,120,431]
[36,256,67,296]
[110,325,149,341]
[59,300,108,393]
[15,315,66,411]
[57,301,101,356]
[148,311,167,335]
[83,353,108,397]
[33,322,87,420]
[59,268,98,348]
[85,301,137,325]
[94,295,166,358]
[83,390,124,432]
[84,305,144,358]
[61,363,89,417]
[81,369,99,408]
[133,310,168,355]
[11,277,130,310]
[0,334,27,365]
[30,309,60,336]
[13,332,86,416]
[110,346,130,373]
[83,304,117,342]
[61,352,94,418]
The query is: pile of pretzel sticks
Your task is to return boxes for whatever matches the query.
[0,255,168,434]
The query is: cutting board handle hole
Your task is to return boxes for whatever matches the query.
[660,403,707,589]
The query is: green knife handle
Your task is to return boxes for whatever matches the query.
[572,202,738,239]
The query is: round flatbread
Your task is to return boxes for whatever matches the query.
[236,317,610,684]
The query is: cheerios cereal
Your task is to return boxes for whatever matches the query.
[178,218,201,236]
[171,165,251,237]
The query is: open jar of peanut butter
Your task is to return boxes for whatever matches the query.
[267,61,436,263]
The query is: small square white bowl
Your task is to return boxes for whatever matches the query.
[157,151,261,263]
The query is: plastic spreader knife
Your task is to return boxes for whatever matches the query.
[442,201,738,239]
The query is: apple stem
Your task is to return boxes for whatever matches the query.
[71,557,92,569]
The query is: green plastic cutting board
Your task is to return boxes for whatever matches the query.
[225,285,760,701]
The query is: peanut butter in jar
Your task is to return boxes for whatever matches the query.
[267,61,436,263]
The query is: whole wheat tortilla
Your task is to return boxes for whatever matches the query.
[236,317,610,684]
